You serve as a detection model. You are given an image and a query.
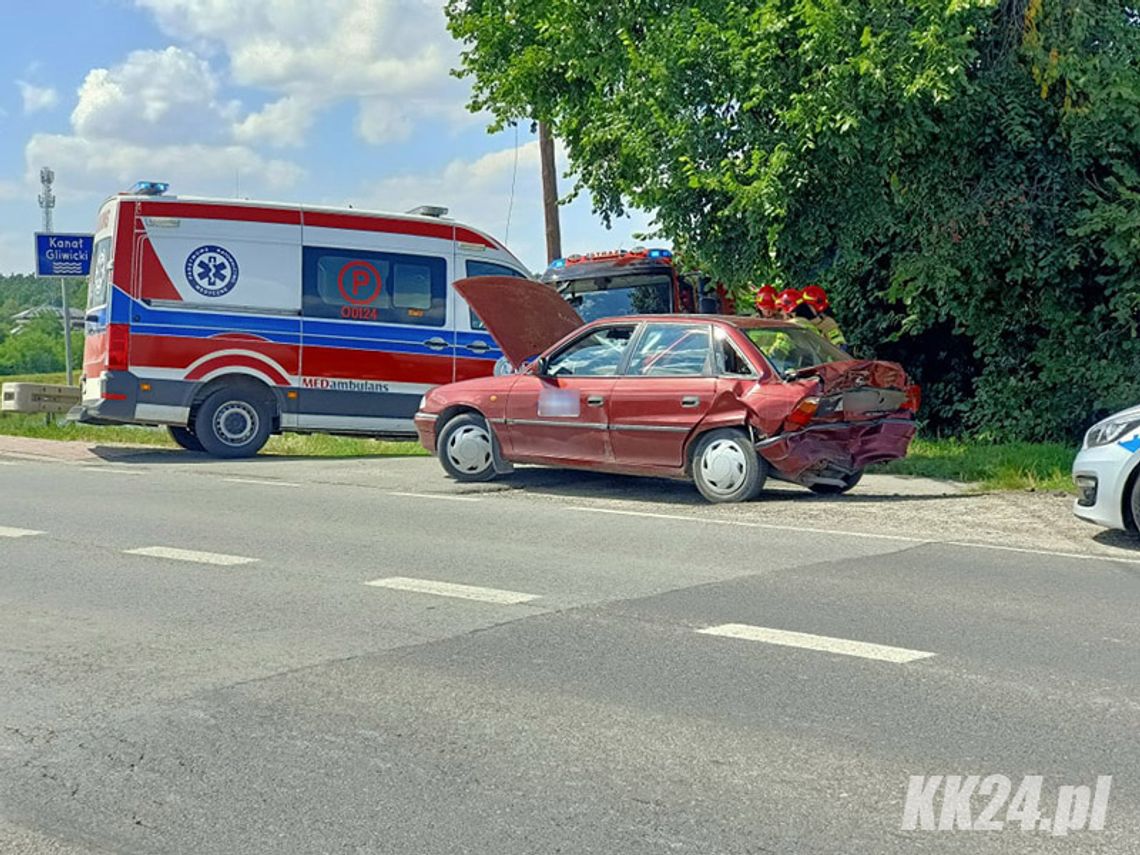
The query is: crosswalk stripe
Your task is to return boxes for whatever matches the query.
[364,576,539,605]
[124,546,258,566]
[697,623,935,663]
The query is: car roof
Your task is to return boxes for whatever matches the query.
[583,314,800,330]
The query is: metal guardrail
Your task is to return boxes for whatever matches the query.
[1,383,81,415]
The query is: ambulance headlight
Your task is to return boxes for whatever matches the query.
[418,395,427,411]
[493,356,516,376]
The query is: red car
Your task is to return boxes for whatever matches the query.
[415,277,918,503]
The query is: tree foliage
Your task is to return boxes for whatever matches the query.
[447,0,1140,439]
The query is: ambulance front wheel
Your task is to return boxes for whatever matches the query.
[437,413,500,483]
[193,387,273,458]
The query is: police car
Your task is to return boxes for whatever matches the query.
[1072,404,1140,533]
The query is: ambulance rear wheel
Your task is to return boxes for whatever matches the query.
[437,413,499,482]
[193,388,273,459]
[167,425,205,453]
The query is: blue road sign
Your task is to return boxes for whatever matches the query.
[35,232,94,277]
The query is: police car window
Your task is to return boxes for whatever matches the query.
[546,325,635,377]
[626,323,712,377]
[303,247,447,326]
[465,260,527,331]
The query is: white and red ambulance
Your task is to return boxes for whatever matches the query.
[73,182,529,457]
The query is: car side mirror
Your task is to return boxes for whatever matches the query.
[529,356,549,376]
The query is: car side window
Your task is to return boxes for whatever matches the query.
[626,323,713,377]
[715,328,758,377]
[546,325,636,377]
[465,260,528,330]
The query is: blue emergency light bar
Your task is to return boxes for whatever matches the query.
[131,180,170,196]
[547,247,672,270]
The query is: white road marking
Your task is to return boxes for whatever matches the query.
[569,506,925,543]
[388,491,482,503]
[223,477,301,488]
[567,506,1140,566]
[0,526,44,538]
[79,466,145,476]
[698,623,936,664]
[0,460,16,465]
[364,576,539,605]
[124,546,258,566]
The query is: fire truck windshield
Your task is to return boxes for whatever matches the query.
[563,277,674,323]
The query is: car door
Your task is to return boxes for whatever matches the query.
[608,322,718,469]
[503,324,637,463]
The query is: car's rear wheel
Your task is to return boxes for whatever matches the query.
[809,469,864,495]
[437,413,499,483]
[193,387,273,458]
[168,425,205,453]
[691,428,766,503]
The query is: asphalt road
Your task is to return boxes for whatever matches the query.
[1,444,1138,854]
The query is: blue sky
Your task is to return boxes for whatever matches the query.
[0,0,656,275]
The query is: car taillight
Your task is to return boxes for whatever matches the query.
[785,397,819,430]
[107,323,130,371]
[902,384,922,413]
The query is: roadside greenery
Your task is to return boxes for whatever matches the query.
[875,437,1075,493]
[447,0,1140,443]
[0,275,85,376]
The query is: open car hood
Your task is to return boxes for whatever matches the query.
[454,276,583,367]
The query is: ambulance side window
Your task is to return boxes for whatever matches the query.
[465,260,528,331]
[303,247,447,326]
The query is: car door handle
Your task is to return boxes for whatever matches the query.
[586,395,605,407]
[464,340,491,353]
[423,337,449,351]
[681,396,701,408]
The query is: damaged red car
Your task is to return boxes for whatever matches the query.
[415,277,919,503]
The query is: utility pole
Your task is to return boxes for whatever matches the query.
[538,121,562,263]
[38,167,73,385]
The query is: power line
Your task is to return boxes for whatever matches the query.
[505,122,519,244]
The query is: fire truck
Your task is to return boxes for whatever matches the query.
[540,248,733,322]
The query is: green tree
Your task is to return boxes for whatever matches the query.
[448,0,1140,440]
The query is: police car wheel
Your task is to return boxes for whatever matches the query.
[692,428,766,503]
[438,413,499,483]
[809,469,864,495]
[194,388,273,459]
[167,425,205,453]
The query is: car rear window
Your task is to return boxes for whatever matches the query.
[744,326,846,374]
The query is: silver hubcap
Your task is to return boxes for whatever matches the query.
[446,424,492,474]
[213,401,259,447]
[700,438,749,496]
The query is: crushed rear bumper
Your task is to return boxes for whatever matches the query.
[756,417,916,480]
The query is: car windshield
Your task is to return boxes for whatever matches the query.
[564,277,673,322]
[744,326,848,374]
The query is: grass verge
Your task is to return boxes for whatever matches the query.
[875,437,1076,493]
[0,372,425,458]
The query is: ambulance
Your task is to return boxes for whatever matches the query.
[72,182,530,457]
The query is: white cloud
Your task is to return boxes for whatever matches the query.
[18,81,59,113]
[25,133,304,200]
[137,0,479,145]
[71,47,238,146]
[355,139,660,272]
[233,95,315,147]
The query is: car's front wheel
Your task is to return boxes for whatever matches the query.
[691,428,766,503]
[437,413,500,482]
[809,469,864,496]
